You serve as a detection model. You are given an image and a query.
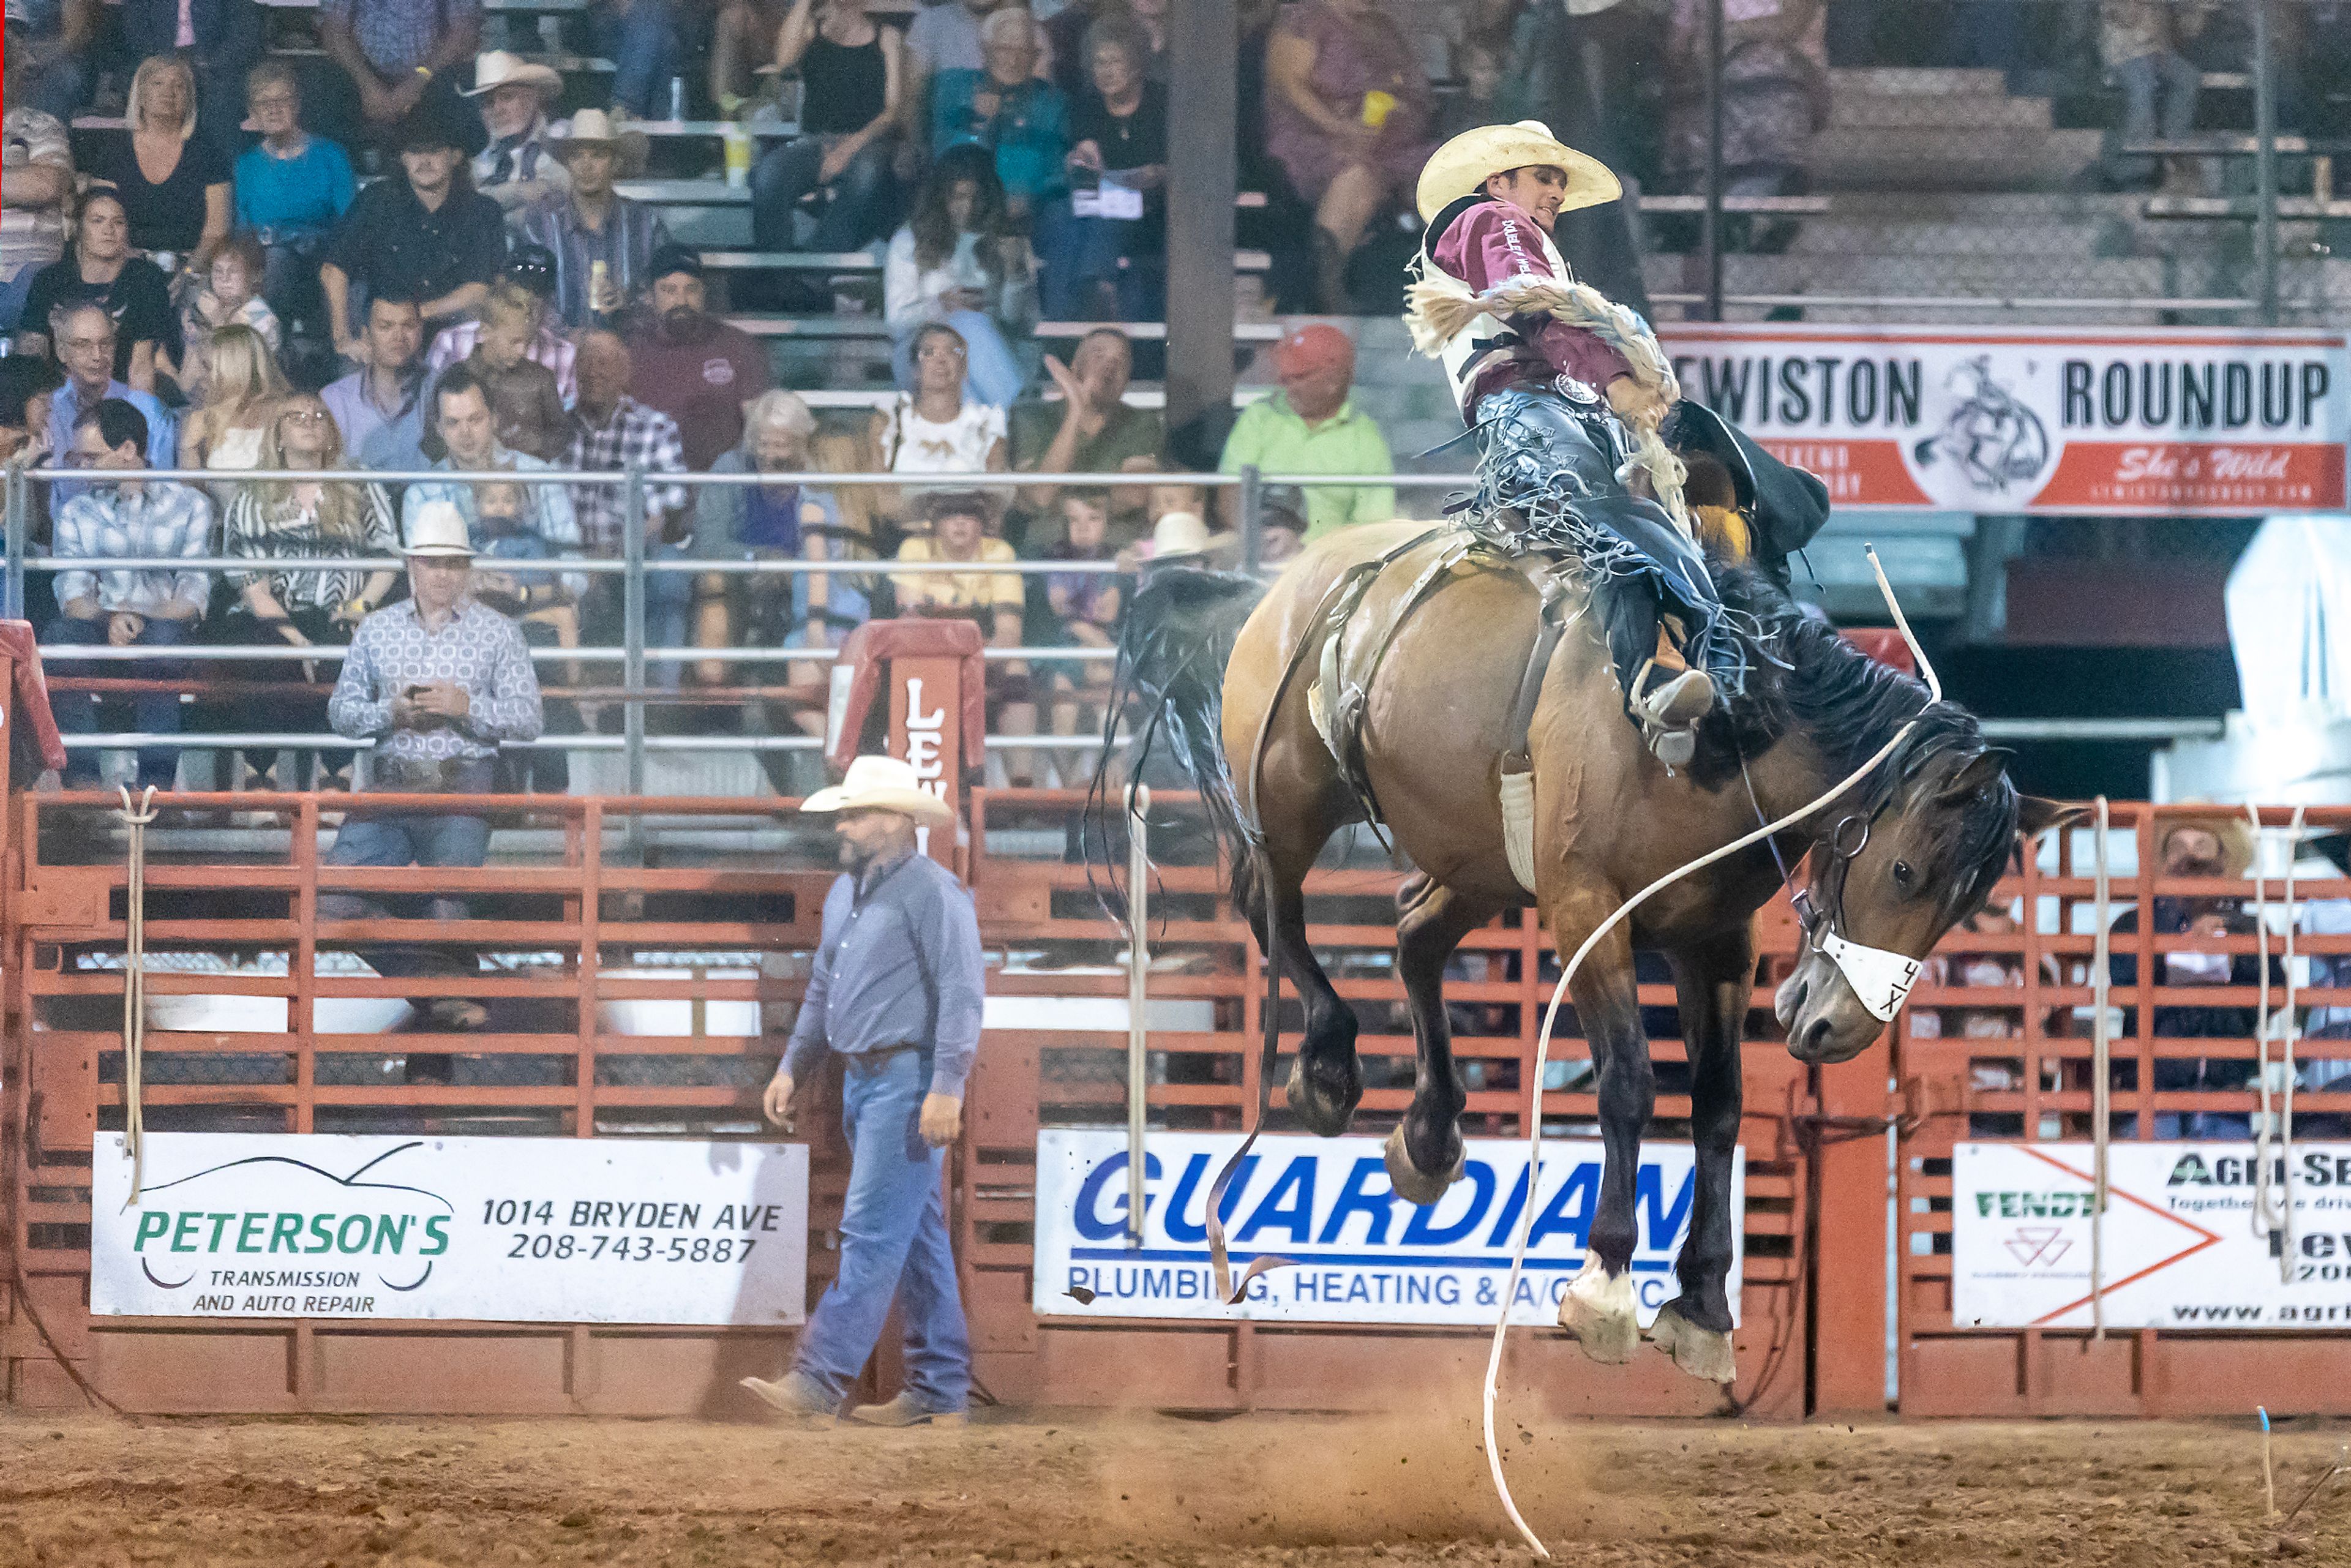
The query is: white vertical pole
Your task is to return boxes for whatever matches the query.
[1127,782,1151,1245]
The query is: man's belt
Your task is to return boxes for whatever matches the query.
[841,1042,925,1071]
[372,755,497,793]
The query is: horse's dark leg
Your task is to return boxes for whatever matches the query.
[1545,896,1649,1365]
[1649,928,1750,1385]
[1384,872,1496,1204]
[1266,839,1361,1136]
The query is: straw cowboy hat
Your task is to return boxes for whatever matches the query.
[1414,119,1622,224]
[403,500,477,558]
[2158,808,2257,879]
[462,50,564,101]
[802,754,956,826]
[546,108,649,175]
[1146,511,1210,560]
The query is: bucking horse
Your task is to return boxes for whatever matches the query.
[1104,522,2072,1386]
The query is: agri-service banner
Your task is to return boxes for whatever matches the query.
[1659,323,2350,515]
[1032,1129,1741,1326]
[91,1132,809,1325]
[1952,1142,2351,1330]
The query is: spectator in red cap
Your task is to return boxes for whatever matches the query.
[1216,322,1393,541]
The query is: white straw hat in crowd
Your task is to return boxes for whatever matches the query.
[1147,511,1210,560]
[461,50,565,101]
[402,500,477,558]
[546,107,650,174]
[801,755,956,825]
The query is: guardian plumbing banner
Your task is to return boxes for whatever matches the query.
[1032,1130,1741,1326]
[1659,323,2350,515]
[1953,1142,2351,1330]
[91,1132,808,1325]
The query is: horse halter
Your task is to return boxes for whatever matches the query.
[1793,809,1924,1024]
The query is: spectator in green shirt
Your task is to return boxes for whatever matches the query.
[1217,323,1395,541]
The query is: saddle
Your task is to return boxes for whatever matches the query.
[1303,522,1582,895]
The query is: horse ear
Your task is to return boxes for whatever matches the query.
[1935,747,2015,802]
[2015,795,2087,843]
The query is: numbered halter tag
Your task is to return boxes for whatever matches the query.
[1820,928,1924,1022]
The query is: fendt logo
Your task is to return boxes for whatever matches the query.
[1972,1190,2104,1219]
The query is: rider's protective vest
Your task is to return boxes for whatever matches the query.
[1420,195,1580,422]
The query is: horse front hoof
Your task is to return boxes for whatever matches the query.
[1381,1122,1464,1206]
[1556,1259,1639,1365]
[1284,1053,1361,1137]
[1649,1299,1737,1385]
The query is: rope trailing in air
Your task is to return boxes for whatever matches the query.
[2248,803,2307,1282]
[1481,547,1941,1559]
[2090,795,2109,1340]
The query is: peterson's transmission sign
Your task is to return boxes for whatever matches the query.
[1032,1130,1741,1326]
[1953,1142,2351,1330]
[1660,324,2349,515]
[92,1133,808,1324]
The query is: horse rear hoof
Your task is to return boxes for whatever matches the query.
[1649,1299,1737,1385]
[1284,1053,1361,1137]
[1556,1259,1639,1365]
[1382,1123,1463,1206]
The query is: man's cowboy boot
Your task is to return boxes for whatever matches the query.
[1633,661,1715,768]
[740,1371,837,1421]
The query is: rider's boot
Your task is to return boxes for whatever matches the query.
[1633,658,1714,768]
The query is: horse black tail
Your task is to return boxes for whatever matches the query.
[1087,569,1271,924]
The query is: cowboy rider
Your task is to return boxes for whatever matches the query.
[1409,120,1727,767]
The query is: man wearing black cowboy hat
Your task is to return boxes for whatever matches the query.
[320,97,504,360]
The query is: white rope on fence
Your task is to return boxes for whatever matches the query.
[2248,803,2308,1282]
[2090,796,2110,1340]
[116,784,156,1209]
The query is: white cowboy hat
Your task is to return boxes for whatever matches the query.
[1147,511,1210,560]
[546,108,649,174]
[403,500,477,558]
[462,50,565,100]
[1414,119,1622,225]
[802,754,956,826]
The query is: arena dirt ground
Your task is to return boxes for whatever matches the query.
[2,1406,2347,1567]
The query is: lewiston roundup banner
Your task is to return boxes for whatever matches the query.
[1032,1130,1741,1327]
[1658,323,2350,515]
[92,1132,809,1325]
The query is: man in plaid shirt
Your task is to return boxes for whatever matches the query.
[45,399,212,788]
[564,329,691,661]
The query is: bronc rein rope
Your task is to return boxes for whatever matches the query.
[118,784,157,1208]
[1482,547,1943,1558]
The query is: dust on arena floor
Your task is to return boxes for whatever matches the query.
[4,1404,2348,1567]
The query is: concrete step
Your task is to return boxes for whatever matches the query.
[1807,127,2105,192]
[1828,67,2012,97]
[1827,90,2053,132]
[1782,216,2131,259]
[1643,250,2186,298]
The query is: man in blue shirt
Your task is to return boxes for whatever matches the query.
[743,755,981,1428]
[43,303,175,471]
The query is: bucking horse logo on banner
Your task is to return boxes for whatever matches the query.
[1913,354,2052,494]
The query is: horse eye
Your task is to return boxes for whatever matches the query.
[1893,860,1916,889]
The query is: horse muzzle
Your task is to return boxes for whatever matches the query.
[1775,948,1908,1065]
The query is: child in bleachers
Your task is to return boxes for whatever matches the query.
[1041,486,1123,746]
[174,233,280,405]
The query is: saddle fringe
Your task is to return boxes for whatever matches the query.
[1404,275,1690,533]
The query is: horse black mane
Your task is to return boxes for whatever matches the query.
[1706,561,2020,883]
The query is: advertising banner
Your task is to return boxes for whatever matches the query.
[1659,323,2350,516]
[91,1132,809,1326]
[1952,1142,2351,1330]
[1032,1130,1741,1327]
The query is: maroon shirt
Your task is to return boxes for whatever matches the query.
[628,317,774,471]
[1431,198,1634,415]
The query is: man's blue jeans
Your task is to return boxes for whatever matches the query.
[597,0,682,120]
[791,1049,970,1414]
[43,613,192,787]
[2113,51,2202,186]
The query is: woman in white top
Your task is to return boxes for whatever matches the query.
[874,322,1009,505]
[179,323,284,505]
[882,146,1035,408]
